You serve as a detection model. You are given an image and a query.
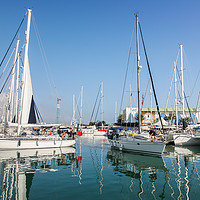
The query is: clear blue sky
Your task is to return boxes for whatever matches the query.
[0,0,200,124]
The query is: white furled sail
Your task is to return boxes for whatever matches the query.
[0,9,76,150]
[20,9,36,125]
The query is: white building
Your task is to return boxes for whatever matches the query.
[123,107,200,124]
[123,107,138,123]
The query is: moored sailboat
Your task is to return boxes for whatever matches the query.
[108,14,165,155]
[0,9,75,149]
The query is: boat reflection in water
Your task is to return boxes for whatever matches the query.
[107,149,167,199]
[0,147,76,200]
[164,145,200,200]
[107,146,200,199]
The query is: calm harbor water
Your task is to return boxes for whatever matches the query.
[0,135,200,200]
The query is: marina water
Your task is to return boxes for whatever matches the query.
[0,135,200,199]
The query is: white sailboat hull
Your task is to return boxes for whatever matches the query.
[173,134,200,146]
[0,147,76,160]
[82,128,95,134]
[0,138,76,150]
[93,130,107,136]
[109,138,165,155]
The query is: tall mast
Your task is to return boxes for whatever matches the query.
[80,86,83,126]
[180,44,185,118]
[129,83,132,123]
[72,94,76,125]
[174,61,178,130]
[196,91,200,124]
[135,14,141,134]
[101,81,103,124]
[150,82,153,128]
[15,52,20,123]
[20,9,32,125]
[115,101,117,123]
[8,39,20,122]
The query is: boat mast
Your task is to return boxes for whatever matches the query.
[100,81,103,124]
[8,39,20,122]
[15,52,20,123]
[19,9,32,125]
[72,94,76,125]
[180,44,185,118]
[135,14,141,134]
[115,101,117,123]
[150,82,153,128]
[80,86,83,126]
[196,91,200,123]
[129,83,132,123]
[174,61,178,130]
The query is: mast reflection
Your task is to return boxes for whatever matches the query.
[0,147,76,200]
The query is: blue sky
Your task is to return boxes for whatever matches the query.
[0,0,200,124]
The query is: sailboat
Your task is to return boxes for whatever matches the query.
[93,81,108,136]
[0,9,75,149]
[168,45,200,146]
[108,14,165,155]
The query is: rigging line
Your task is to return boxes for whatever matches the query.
[165,49,180,111]
[90,85,101,122]
[32,15,53,91]
[176,66,194,123]
[119,19,135,115]
[33,98,44,123]
[190,69,200,100]
[0,11,27,69]
[95,99,101,122]
[0,46,24,94]
[141,78,150,110]
[32,15,58,95]
[138,22,164,132]
[0,48,15,80]
[0,67,13,94]
[70,94,80,124]
[182,48,194,103]
[75,96,81,118]
[0,42,25,94]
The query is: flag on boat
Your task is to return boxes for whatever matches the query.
[142,95,144,105]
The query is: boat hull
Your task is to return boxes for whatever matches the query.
[93,130,107,136]
[109,138,165,155]
[0,138,76,150]
[173,134,200,146]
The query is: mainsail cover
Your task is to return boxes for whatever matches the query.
[20,57,37,124]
